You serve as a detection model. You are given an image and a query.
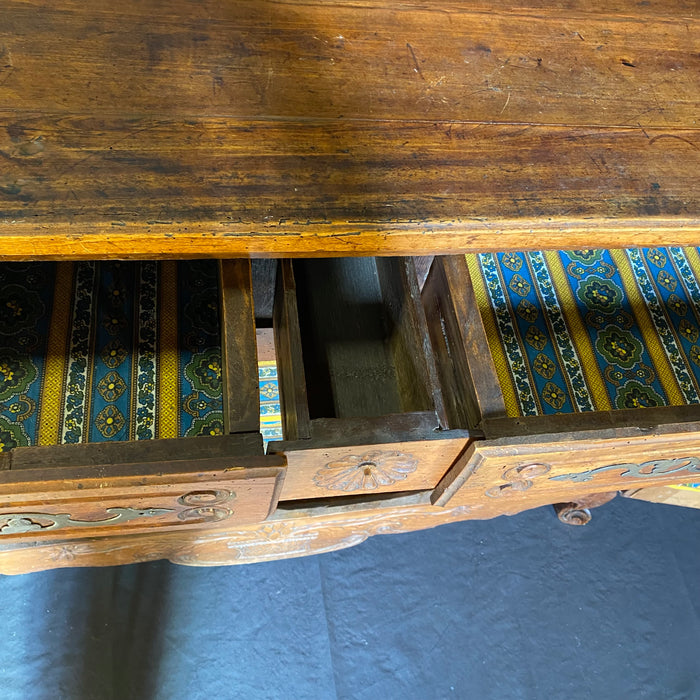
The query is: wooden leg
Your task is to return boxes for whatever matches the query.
[553,491,617,526]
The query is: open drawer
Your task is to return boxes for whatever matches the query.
[423,252,700,516]
[0,259,286,541]
[269,257,472,501]
[0,434,284,539]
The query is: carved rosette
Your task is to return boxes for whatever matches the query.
[313,450,419,492]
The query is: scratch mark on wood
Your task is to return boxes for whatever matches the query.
[406,43,425,81]
[648,133,699,151]
[0,66,14,88]
[499,91,511,115]
[579,144,605,174]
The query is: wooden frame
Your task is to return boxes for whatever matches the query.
[2,253,700,572]
[3,252,700,571]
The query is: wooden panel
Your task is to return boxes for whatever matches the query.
[623,485,700,510]
[432,421,700,518]
[0,491,482,574]
[10,432,265,469]
[376,257,448,427]
[219,259,259,434]
[0,448,286,540]
[481,405,700,438]
[0,0,697,258]
[271,412,474,450]
[271,413,471,500]
[291,257,444,420]
[0,120,697,258]
[422,255,507,429]
[273,260,311,440]
[293,257,402,419]
[251,259,277,322]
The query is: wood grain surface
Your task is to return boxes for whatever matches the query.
[0,0,697,258]
[273,259,311,439]
[219,259,260,433]
[422,256,507,429]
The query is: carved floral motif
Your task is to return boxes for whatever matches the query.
[313,450,418,492]
[0,500,476,574]
[177,489,236,523]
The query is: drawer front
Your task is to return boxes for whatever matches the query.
[0,437,286,541]
[432,425,700,517]
[279,436,468,501]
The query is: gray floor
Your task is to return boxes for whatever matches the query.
[1,496,699,700]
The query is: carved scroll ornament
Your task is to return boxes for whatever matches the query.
[485,463,551,498]
[0,489,237,536]
[550,457,700,483]
[0,507,174,535]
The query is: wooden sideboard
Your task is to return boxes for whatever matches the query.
[0,0,697,573]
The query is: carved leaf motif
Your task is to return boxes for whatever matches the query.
[313,450,418,492]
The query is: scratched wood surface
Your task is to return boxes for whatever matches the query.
[0,0,698,258]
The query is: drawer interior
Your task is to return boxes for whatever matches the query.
[267,256,472,501]
[272,257,450,443]
[0,259,289,538]
[0,260,261,447]
[294,257,438,421]
[459,248,700,420]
